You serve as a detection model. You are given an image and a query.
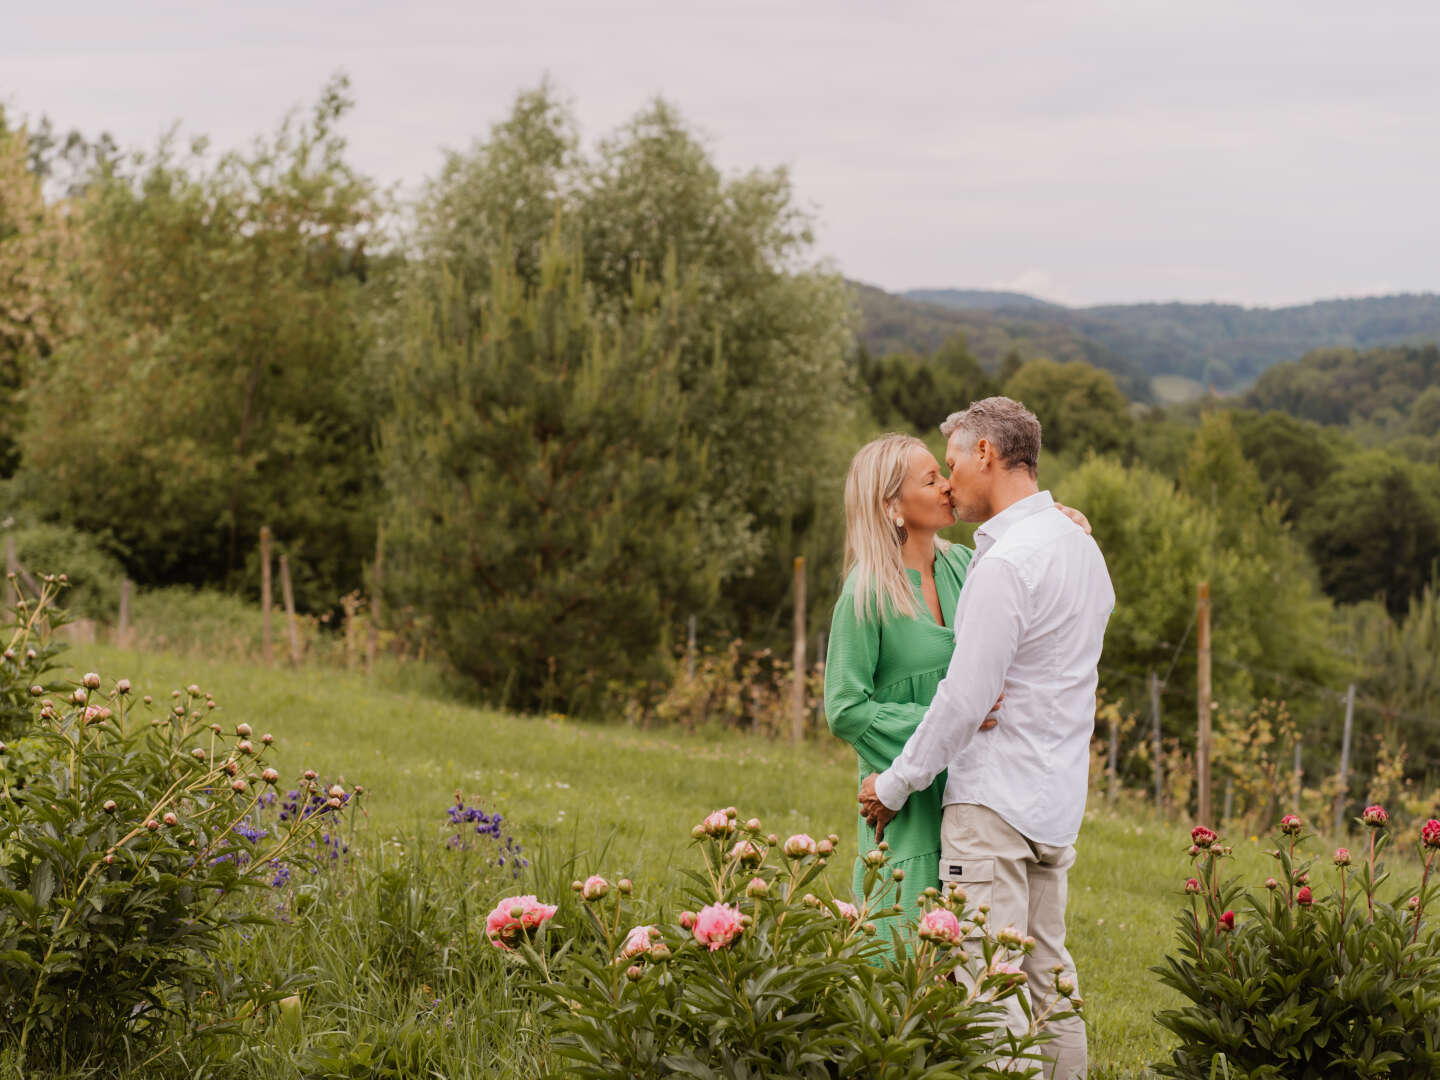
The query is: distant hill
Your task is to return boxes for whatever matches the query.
[902,288,1062,312]
[854,284,1440,399]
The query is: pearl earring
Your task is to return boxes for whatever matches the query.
[894,516,905,529]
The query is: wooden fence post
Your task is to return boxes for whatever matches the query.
[117,578,131,647]
[791,557,806,745]
[1150,670,1164,808]
[1196,582,1212,826]
[279,554,301,667]
[686,614,697,680]
[1333,683,1356,836]
[366,524,383,673]
[1107,708,1120,803]
[260,526,273,667]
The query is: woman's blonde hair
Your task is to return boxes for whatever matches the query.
[843,433,943,622]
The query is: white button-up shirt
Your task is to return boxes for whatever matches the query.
[874,490,1115,847]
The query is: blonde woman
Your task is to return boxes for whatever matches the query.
[824,433,1087,949]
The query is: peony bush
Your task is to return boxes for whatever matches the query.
[488,806,1079,1078]
[1153,810,1440,1079]
[0,578,364,1071]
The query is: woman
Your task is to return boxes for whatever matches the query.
[824,433,1086,952]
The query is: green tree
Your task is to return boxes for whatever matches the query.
[1228,408,1339,522]
[1298,452,1440,616]
[1002,357,1134,457]
[410,87,860,645]
[859,335,997,432]
[14,77,384,606]
[383,232,716,712]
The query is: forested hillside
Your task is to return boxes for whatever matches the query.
[857,284,1440,395]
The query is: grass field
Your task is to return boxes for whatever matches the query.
[61,642,1293,1078]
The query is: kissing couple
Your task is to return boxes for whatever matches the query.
[826,396,1114,1080]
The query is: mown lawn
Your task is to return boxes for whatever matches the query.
[66,643,1284,1077]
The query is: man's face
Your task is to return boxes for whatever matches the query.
[944,431,989,523]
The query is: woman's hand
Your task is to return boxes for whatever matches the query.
[979,692,1003,731]
[1056,502,1091,535]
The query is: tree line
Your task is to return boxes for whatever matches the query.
[3,76,1439,787]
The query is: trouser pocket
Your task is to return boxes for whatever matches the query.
[939,856,994,934]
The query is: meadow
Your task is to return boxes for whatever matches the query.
[47,640,1302,1079]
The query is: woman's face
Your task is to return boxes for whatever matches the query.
[892,448,956,534]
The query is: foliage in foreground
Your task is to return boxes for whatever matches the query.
[0,581,363,1071]
[1153,812,1440,1079]
[500,809,1078,1078]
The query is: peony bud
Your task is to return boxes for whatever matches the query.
[1296,886,1313,907]
[1265,877,1278,890]
[1190,825,1218,849]
[1057,975,1076,996]
[145,818,159,832]
[744,817,761,832]
[326,797,342,810]
[103,799,117,813]
[1184,878,1201,895]
[892,868,905,882]
[1279,814,1302,836]
[648,942,671,962]
[1217,910,1235,932]
[143,695,152,705]
[1408,895,1421,912]
[745,876,769,898]
[261,768,279,784]
[237,740,254,756]
[783,834,818,859]
[191,748,207,762]
[28,685,42,697]
[625,964,643,982]
[303,770,317,782]
[82,672,101,690]
[328,784,345,799]
[617,879,632,895]
[163,812,178,827]
[581,875,609,901]
[236,723,252,738]
[1362,805,1389,828]
[816,838,834,857]
[679,911,697,931]
[104,853,115,865]
[1422,820,1440,850]
[998,925,1024,949]
[116,679,131,695]
[187,684,201,695]
[1334,847,1352,867]
[232,779,248,793]
[72,688,87,705]
[261,733,274,745]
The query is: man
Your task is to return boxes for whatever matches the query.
[857,396,1114,1080]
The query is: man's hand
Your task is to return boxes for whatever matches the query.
[858,774,898,843]
[979,691,1003,731]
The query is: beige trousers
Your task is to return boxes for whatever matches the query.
[940,802,1086,1080]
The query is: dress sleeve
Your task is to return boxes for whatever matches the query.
[824,593,928,773]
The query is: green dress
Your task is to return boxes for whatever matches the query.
[824,542,973,955]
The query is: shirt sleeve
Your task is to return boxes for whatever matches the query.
[824,594,929,773]
[874,556,1029,812]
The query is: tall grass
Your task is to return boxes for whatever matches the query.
[45,642,1311,1077]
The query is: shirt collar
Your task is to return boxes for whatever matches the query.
[973,490,1054,557]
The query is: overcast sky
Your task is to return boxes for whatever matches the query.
[6,1,1438,307]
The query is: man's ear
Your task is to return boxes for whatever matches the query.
[973,437,993,470]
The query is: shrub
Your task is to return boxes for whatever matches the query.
[4,523,126,621]
[1152,812,1440,1079]
[497,808,1078,1078]
[0,638,364,1071]
[0,576,70,739]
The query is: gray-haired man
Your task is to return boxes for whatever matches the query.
[858,396,1114,1080]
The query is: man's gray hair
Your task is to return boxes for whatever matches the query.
[939,396,1042,474]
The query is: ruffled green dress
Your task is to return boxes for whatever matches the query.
[824,542,973,956]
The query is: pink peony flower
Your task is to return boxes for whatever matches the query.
[1296,886,1313,907]
[485,895,558,950]
[702,810,734,836]
[989,960,1024,978]
[581,875,609,902]
[1279,814,1302,836]
[1422,820,1440,850]
[619,925,658,960]
[679,910,697,930]
[833,900,859,923]
[917,907,962,945]
[1190,825,1218,849]
[783,833,818,859]
[692,903,744,951]
[1362,805,1389,828]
